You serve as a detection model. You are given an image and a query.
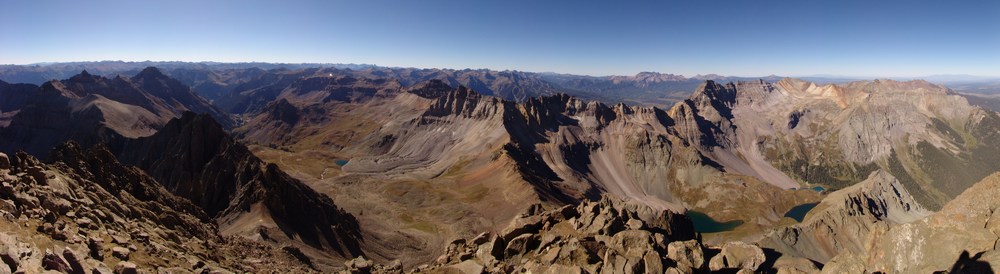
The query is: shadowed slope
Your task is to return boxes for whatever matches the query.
[113,112,363,259]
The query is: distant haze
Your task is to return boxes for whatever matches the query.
[1,0,998,77]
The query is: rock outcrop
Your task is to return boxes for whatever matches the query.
[412,196,795,273]
[760,170,931,263]
[823,172,1000,273]
[0,146,316,273]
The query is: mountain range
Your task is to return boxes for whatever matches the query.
[8,61,999,112]
[1,62,998,273]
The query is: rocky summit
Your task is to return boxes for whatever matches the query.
[0,146,315,273]
[1,62,998,273]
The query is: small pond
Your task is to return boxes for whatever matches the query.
[686,210,743,233]
[335,159,350,166]
[810,186,826,192]
[784,202,819,222]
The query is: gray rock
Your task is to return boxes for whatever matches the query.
[41,249,69,273]
[608,230,655,258]
[773,255,819,274]
[14,193,39,210]
[0,153,9,170]
[819,252,865,274]
[61,247,86,274]
[0,183,13,198]
[75,218,92,230]
[667,240,704,271]
[501,215,543,242]
[385,259,402,272]
[110,247,129,260]
[600,252,643,274]
[113,261,136,274]
[470,232,490,245]
[26,166,47,185]
[87,236,104,260]
[448,260,483,274]
[708,242,766,271]
[542,264,583,274]
[41,197,72,215]
[625,219,644,230]
[504,233,539,259]
[344,256,372,272]
[0,199,15,214]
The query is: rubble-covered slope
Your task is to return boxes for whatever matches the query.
[0,144,316,273]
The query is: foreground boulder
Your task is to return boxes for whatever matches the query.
[401,196,791,273]
[708,242,766,272]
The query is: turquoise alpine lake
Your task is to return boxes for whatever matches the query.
[686,210,743,233]
[335,159,349,166]
[784,202,819,222]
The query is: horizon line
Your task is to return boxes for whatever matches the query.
[3,60,1000,80]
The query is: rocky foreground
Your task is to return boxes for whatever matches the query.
[4,141,1000,273]
[343,197,821,274]
[342,171,1000,274]
[0,145,316,273]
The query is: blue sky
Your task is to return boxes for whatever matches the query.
[1,0,998,77]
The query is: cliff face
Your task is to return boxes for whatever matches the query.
[671,78,1000,210]
[760,170,930,263]
[822,173,1000,273]
[495,87,819,231]
[113,112,363,258]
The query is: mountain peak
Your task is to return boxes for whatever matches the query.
[407,79,458,98]
[136,66,166,79]
[68,70,99,82]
